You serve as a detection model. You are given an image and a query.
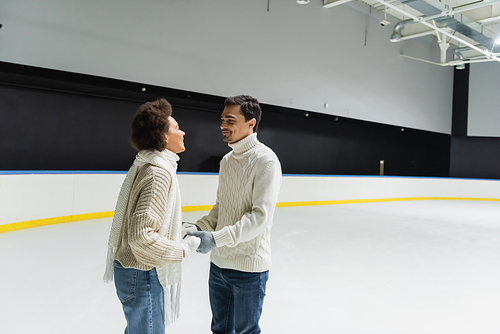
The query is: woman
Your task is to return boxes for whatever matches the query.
[103,98,200,334]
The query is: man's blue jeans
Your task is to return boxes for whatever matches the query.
[209,262,269,334]
[113,260,165,334]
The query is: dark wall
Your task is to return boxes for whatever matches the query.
[449,65,500,180]
[450,136,500,179]
[0,86,139,170]
[259,109,449,176]
[451,65,469,137]
[0,62,450,176]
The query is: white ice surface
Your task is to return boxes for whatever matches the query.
[1,200,499,333]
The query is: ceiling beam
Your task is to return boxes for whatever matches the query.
[323,0,354,8]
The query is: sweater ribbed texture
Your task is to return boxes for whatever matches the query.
[197,133,282,273]
[115,164,184,270]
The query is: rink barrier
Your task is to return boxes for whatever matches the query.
[2,171,500,233]
[0,211,114,233]
[0,204,215,234]
[1,197,499,234]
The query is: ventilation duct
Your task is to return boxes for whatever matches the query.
[390,19,417,42]
[454,49,466,70]
[398,0,499,51]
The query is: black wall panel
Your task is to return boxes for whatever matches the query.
[258,109,450,176]
[450,136,500,179]
[0,86,139,170]
[0,62,451,176]
[451,65,469,137]
[448,64,500,180]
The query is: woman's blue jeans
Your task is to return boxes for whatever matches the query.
[113,260,165,334]
[209,262,269,334]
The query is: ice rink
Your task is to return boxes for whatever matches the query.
[1,200,499,334]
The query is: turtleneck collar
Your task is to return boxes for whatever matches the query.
[228,133,260,155]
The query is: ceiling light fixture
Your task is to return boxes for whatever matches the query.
[297,0,310,4]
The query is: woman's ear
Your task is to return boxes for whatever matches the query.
[164,132,169,148]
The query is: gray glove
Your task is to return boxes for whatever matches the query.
[181,222,200,239]
[186,230,216,254]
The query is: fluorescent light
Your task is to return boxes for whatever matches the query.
[297,0,310,3]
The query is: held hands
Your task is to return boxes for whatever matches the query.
[186,230,216,254]
[181,236,201,258]
[181,222,200,239]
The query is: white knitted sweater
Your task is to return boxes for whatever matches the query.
[114,164,184,270]
[105,149,185,326]
[196,133,282,273]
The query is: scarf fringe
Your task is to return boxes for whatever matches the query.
[165,282,182,326]
[103,247,116,283]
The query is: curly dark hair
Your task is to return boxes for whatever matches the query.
[224,95,261,132]
[130,98,172,151]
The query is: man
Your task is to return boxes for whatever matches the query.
[186,95,282,334]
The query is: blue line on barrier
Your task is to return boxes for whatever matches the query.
[283,174,463,179]
[0,170,498,182]
[177,172,219,175]
[0,170,127,175]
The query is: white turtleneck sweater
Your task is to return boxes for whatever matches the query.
[196,133,282,273]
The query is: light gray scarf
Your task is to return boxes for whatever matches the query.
[103,149,182,326]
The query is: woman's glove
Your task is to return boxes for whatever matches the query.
[181,236,201,258]
[186,231,216,254]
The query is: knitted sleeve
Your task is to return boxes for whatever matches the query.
[195,200,219,232]
[212,157,282,247]
[128,168,184,267]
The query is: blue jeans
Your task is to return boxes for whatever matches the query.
[209,262,269,334]
[113,260,165,334]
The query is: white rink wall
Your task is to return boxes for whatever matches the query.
[1,172,500,226]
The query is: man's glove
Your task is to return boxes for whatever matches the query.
[186,230,216,254]
[181,236,201,258]
[182,222,200,239]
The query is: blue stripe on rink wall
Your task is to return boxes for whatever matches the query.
[0,170,499,182]
[0,171,217,175]
[0,170,128,175]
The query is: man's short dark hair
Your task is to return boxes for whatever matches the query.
[130,98,172,151]
[224,95,262,132]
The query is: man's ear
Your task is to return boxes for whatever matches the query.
[248,118,256,130]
